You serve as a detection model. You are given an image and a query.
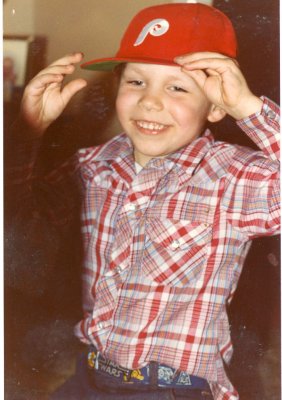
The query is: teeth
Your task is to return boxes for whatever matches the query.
[137,121,165,131]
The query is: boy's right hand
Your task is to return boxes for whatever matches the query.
[20,52,87,136]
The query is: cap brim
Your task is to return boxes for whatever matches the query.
[81,57,178,72]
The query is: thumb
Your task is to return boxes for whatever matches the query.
[184,69,207,91]
[61,78,87,104]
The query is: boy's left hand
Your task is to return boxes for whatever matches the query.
[175,52,263,120]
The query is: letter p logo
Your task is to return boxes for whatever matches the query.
[134,19,170,46]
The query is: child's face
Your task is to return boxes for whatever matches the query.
[116,62,214,167]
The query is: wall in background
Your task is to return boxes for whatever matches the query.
[3,0,35,34]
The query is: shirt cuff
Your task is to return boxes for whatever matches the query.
[236,96,280,129]
[236,96,280,160]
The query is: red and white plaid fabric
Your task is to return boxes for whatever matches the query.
[9,97,280,399]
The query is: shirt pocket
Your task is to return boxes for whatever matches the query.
[142,218,211,287]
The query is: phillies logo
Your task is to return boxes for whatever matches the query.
[134,18,170,46]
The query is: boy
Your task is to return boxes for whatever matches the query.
[8,3,280,400]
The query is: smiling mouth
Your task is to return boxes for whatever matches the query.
[135,120,169,135]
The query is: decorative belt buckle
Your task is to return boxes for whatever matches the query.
[87,349,145,385]
[122,369,132,382]
[88,350,97,369]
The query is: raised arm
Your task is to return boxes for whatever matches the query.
[18,52,87,137]
[175,52,280,238]
[174,52,263,120]
[6,53,88,223]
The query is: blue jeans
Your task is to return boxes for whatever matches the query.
[49,353,213,400]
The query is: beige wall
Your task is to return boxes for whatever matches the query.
[3,0,35,34]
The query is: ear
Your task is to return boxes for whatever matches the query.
[207,104,227,123]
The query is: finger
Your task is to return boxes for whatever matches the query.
[205,68,221,77]
[27,73,64,91]
[175,51,228,65]
[36,63,77,78]
[181,57,237,75]
[49,52,84,67]
[182,69,207,89]
[60,79,87,104]
[34,53,84,77]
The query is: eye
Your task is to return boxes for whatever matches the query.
[170,85,188,93]
[127,80,144,86]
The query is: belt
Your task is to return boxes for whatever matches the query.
[87,346,210,391]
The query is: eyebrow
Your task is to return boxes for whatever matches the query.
[124,63,197,89]
[124,65,195,83]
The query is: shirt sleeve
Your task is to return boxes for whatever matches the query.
[223,97,280,239]
[237,96,280,161]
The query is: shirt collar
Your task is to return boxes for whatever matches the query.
[159,129,214,172]
[89,130,215,185]
[145,130,215,186]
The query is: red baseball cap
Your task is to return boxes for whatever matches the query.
[81,3,237,71]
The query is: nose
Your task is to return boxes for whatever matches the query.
[138,90,163,112]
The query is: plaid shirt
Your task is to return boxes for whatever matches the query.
[8,97,280,399]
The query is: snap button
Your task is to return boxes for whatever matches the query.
[97,321,104,330]
[126,203,136,211]
[266,110,276,119]
[116,266,123,274]
[171,239,181,250]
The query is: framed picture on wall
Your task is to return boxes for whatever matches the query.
[3,35,47,101]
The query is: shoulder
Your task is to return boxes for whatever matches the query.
[211,141,258,163]
[208,140,278,179]
[76,133,129,166]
